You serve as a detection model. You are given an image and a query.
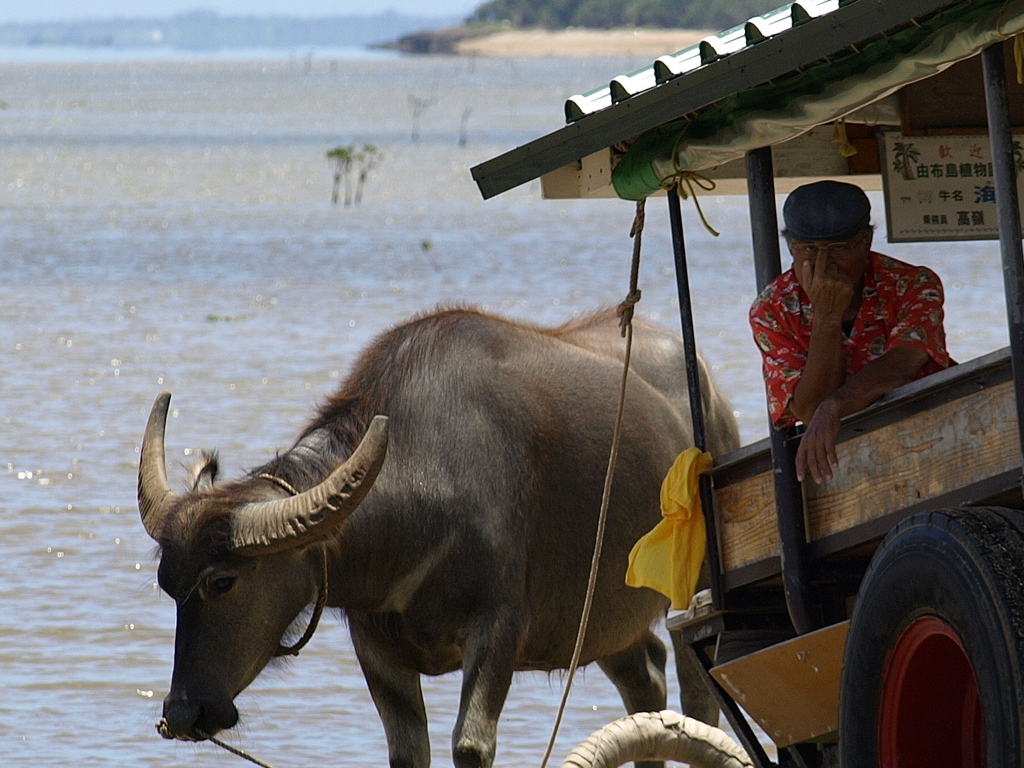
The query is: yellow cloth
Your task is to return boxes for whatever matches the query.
[831,118,858,158]
[625,448,711,610]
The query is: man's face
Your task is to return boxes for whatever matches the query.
[788,228,872,296]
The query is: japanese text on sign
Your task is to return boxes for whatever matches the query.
[881,132,1024,242]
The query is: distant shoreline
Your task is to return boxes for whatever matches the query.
[390,27,713,57]
[455,28,713,57]
[0,27,716,63]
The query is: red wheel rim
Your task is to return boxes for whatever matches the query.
[878,615,985,768]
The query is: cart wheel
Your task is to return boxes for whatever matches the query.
[839,507,1024,767]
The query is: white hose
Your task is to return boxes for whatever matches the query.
[561,710,753,768]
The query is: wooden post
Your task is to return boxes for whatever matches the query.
[747,146,783,293]
[668,185,777,768]
[982,43,1024,478]
[667,185,724,608]
[746,147,819,635]
[667,184,708,453]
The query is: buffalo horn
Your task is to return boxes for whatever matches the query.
[229,415,389,554]
[138,391,179,541]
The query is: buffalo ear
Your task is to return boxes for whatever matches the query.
[188,451,219,492]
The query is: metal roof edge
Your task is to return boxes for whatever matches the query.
[471,0,966,200]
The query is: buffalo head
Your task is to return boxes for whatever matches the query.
[138,392,387,741]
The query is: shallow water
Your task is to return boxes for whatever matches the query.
[0,52,1009,767]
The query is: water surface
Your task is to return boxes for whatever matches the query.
[0,52,1007,767]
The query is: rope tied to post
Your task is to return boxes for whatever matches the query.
[832,117,859,158]
[617,199,646,336]
[538,199,647,768]
[658,127,721,237]
[661,172,720,237]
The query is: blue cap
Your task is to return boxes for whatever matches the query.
[782,181,871,241]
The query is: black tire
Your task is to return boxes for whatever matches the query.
[839,507,1024,768]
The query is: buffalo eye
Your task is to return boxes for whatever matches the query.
[205,574,237,598]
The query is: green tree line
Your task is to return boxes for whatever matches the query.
[470,0,781,30]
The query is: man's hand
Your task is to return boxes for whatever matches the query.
[795,346,931,483]
[795,397,842,483]
[799,251,855,321]
[788,252,853,425]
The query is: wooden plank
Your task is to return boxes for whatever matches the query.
[711,621,849,747]
[808,380,1020,541]
[716,378,1021,573]
[717,468,780,573]
[539,128,883,200]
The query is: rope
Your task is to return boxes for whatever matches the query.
[538,199,646,768]
[831,117,858,158]
[667,173,720,237]
[203,733,280,768]
[257,473,330,658]
[617,199,645,335]
[658,126,720,237]
[155,720,280,768]
[257,472,301,496]
[275,546,329,657]
[151,474,328,767]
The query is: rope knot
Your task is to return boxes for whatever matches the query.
[832,117,858,158]
[661,125,720,237]
[617,289,642,337]
[618,198,646,337]
[629,199,646,238]
[659,172,720,237]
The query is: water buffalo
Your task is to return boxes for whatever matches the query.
[138,306,739,768]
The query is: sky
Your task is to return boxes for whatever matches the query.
[0,1,480,23]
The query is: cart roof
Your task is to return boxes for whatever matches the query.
[471,0,1024,201]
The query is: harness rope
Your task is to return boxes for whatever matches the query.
[538,198,646,768]
[201,732,279,768]
[255,474,331,659]
[155,473,329,768]
[256,472,301,497]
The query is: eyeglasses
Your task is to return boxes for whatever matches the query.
[788,231,867,259]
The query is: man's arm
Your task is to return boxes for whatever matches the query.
[787,254,854,424]
[795,345,929,483]
[787,311,845,424]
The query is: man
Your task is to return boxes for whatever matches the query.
[750,180,952,484]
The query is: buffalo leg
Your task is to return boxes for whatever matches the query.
[352,634,431,768]
[668,630,720,726]
[671,563,721,727]
[452,610,523,768]
[597,629,668,768]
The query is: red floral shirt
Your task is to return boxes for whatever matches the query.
[750,251,952,428]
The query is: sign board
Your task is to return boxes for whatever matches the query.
[881,131,1024,242]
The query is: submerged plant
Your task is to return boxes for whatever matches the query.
[327,144,381,206]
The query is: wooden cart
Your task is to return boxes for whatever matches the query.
[473,2,1024,765]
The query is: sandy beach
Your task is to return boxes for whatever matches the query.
[453,28,713,57]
